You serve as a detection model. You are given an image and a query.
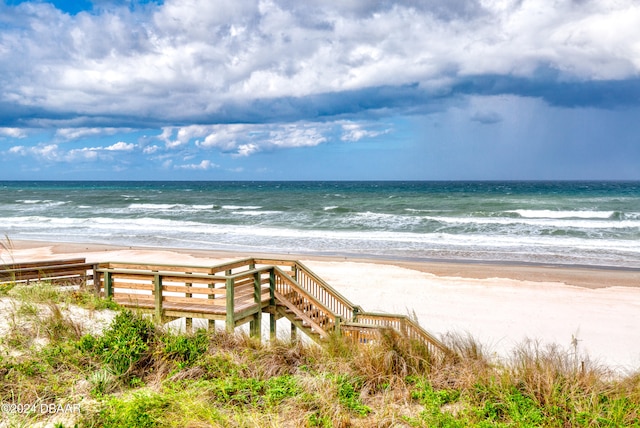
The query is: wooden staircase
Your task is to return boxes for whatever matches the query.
[275,290,333,342]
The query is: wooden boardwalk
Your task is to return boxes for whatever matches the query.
[95,258,451,358]
[1,257,451,358]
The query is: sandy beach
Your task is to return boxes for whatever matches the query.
[4,239,640,372]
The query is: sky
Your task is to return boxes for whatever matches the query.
[0,0,639,180]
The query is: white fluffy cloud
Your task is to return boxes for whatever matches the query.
[1,0,639,129]
[7,140,136,162]
[0,128,28,139]
[104,141,135,151]
[158,121,386,156]
[340,122,388,142]
[175,159,218,170]
[55,127,134,141]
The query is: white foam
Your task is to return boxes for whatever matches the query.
[128,203,178,210]
[222,205,262,210]
[509,210,615,219]
[425,215,638,230]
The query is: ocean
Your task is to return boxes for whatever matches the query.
[1,181,639,268]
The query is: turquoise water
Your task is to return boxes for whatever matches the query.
[1,181,639,267]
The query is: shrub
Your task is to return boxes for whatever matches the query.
[82,309,157,377]
[96,390,169,428]
[160,328,209,369]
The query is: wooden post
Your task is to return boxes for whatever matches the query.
[154,273,163,324]
[185,273,192,333]
[290,322,297,341]
[335,315,342,337]
[208,281,216,331]
[352,306,359,322]
[269,269,276,340]
[92,263,100,294]
[104,271,113,298]
[225,276,235,333]
[250,271,262,340]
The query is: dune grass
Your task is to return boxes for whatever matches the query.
[0,281,638,427]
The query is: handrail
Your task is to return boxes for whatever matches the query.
[96,267,227,282]
[256,258,358,322]
[294,261,358,322]
[346,312,450,357]
[0,259,96,286]
[210,258,260,274]
[98,261,216,274]
[0,258,87,271]
[271,266,341,338]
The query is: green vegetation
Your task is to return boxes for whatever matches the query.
[0,282,639,427]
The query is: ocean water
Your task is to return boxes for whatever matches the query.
[1,181,639,268]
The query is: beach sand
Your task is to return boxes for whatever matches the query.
[4,239,640,371]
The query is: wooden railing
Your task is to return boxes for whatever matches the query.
[256,259,359,322]
[96,262,271,335]
[0,258,97,286]
[342,312,451,358]
[271,266,340,339]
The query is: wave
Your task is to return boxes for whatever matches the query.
[231,210,281,216]
[221,205,262,210]
[4,214,640,266]
[128,203,216,211]
[508,210,615,219]
[323,206,354,213]
[16,199,68,206]
[424,215,639,230]
[129,203,178,210]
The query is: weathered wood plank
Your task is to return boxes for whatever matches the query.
[0,259,93,285]
[161,284,223,295]
[162,295,226,306]
[0,258,87,271]
[101,262,215,274]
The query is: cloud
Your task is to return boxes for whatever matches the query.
[235,143,259,157]
[104,141,135,151]
[195,123,329,155]
[9,143,66,162]
[0,0,638,131]
[340,121,388,141]
[7,140,136,162]
[143,144,159,154]
[175,159,218,170]
[0,128,28,138]
[158,121,384,157]
[55,127,134,140]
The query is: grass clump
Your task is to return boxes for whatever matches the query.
[160,327,209,369]
[79,309,157,379]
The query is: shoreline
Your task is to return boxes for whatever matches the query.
[5,238,639,290]
[4,238,640,371]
